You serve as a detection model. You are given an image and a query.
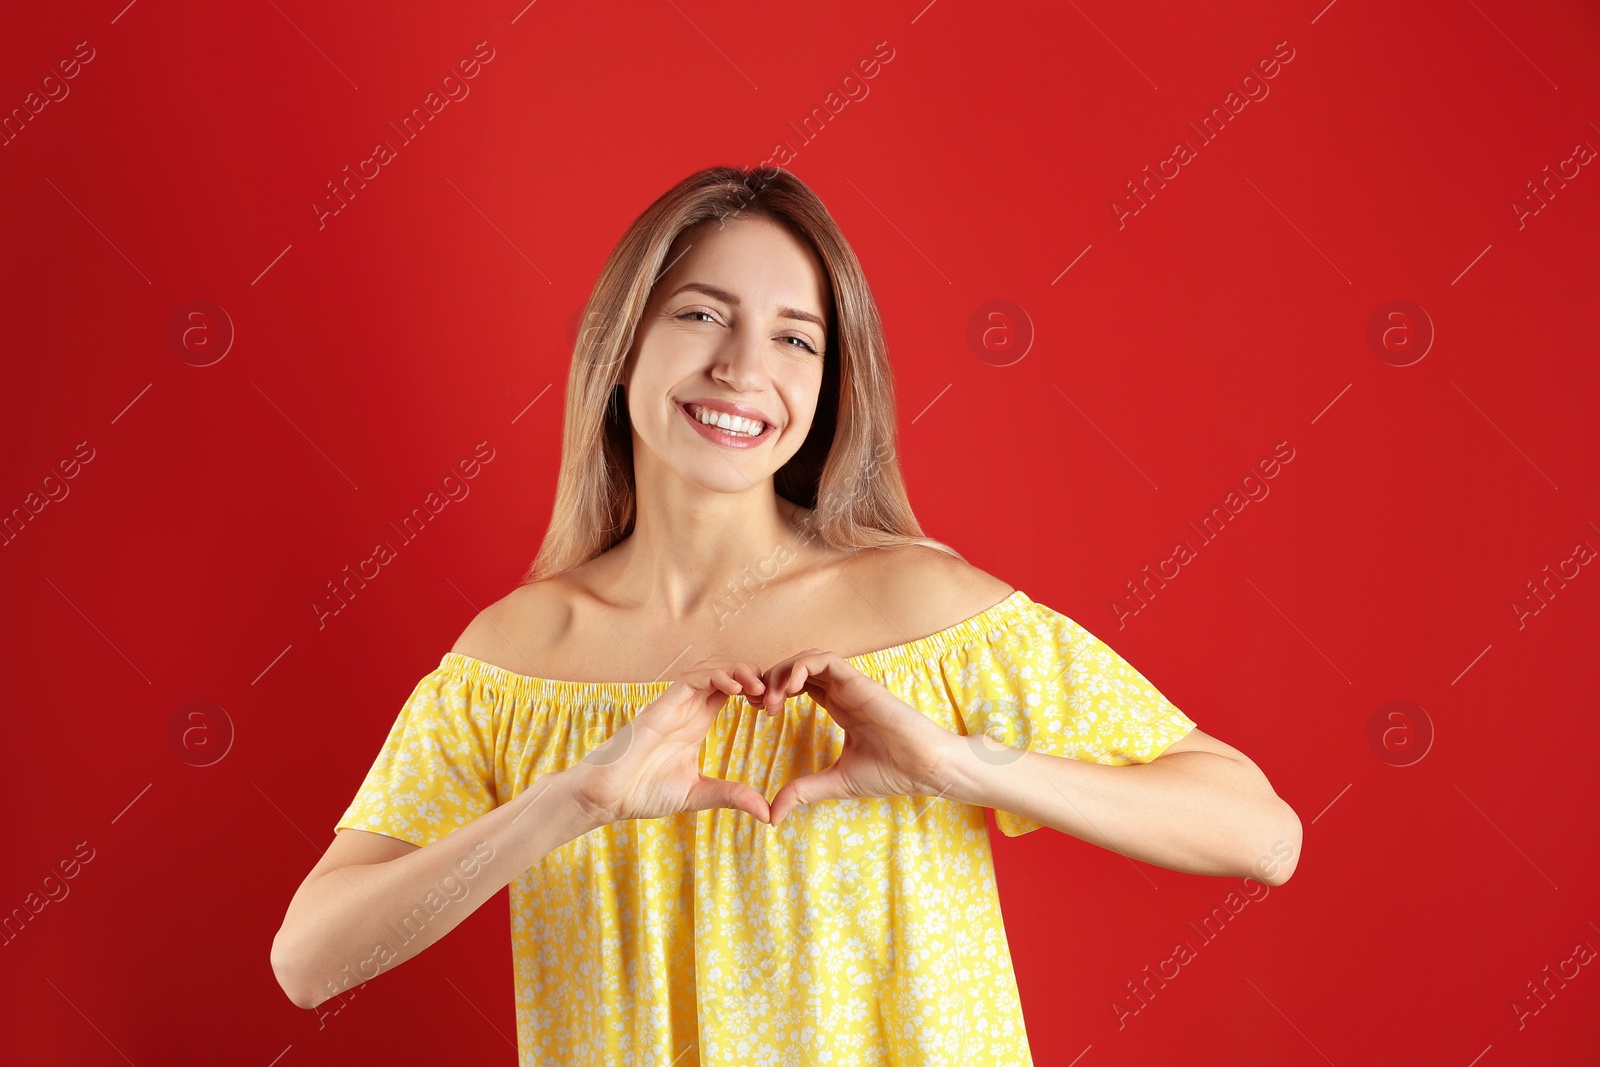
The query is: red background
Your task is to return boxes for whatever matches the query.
[3,0,1598,1063]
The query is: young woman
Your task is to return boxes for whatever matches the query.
[272,165,1301,1064]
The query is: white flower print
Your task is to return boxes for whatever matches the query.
[331,593,1195,1066]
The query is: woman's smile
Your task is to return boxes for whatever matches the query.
[677,400,776,450]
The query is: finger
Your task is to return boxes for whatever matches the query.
[689,775,772,824]
[759,649,823,711]
[679,670,732,724]
[728,663,766,699]
[769,764,846,827]
[758,662,783,712]
[778,653,845,713]
[787,663,812,701]
[709,668,742,695]
[794,656,870,722]
[773,655,820,708]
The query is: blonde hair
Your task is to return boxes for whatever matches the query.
[524,165,960,583]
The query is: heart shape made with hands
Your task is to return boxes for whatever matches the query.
[573,649,986,830]
[739,648,965,827]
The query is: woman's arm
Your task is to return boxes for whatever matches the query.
[857,551,1300,882]
[270,768,602,1010]
[937,727,1303,884]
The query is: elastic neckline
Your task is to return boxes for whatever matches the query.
[437,589,1033,702]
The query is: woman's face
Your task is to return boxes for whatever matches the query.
[622,216,832,496]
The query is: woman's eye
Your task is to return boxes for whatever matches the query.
[677,310,817,354]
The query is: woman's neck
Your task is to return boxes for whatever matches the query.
[603,478,817,621]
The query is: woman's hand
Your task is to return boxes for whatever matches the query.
[757,649,961,827]
[567,661,774,828]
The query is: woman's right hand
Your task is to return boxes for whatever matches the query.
[566,661,775,828]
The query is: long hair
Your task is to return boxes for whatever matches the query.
[524,165,960,583]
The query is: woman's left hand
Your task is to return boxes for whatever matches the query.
[757,649,961,827]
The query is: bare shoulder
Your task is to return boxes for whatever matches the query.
[849,543,1016,640]
[448,578,574,676]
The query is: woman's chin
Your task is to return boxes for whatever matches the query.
[669,452,787,494]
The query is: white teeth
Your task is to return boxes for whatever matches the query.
[689,404,765,438]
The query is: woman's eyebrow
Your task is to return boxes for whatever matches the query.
[666,281,826,330]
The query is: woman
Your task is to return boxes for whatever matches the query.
[271,165,1301,1064]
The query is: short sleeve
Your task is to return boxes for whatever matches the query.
[943,598,1198,837]
[334,663,501,848]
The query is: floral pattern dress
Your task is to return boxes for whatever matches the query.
[335,590,1198,1065]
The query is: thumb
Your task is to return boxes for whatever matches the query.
[769,765,848,827]
[688,775,773,824]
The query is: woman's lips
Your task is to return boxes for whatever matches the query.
[678,402,774,450]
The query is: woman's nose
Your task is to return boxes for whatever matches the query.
[709,327,769,389]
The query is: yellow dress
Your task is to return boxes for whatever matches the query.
[335,589,1197,1065]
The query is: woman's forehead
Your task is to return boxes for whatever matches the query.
[657,221,831,324]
